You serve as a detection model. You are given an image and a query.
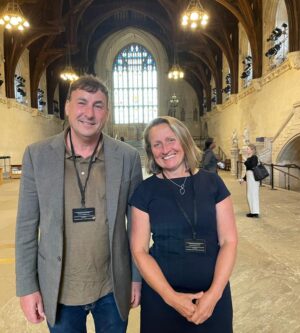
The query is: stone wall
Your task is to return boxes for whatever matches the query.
[0,97,62,164]
[202,53,300,160]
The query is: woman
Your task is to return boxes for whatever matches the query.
[240,144,260,218]
[130,116,237,333]
[201,138,218,173]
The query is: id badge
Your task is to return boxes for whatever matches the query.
[72,207,96,222]
[184,239,206,253]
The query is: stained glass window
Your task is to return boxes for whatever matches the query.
[113,44,158,124]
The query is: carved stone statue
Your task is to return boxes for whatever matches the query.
[231,129,238,147]
[243,127,250,145]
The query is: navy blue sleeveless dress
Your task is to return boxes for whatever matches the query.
[129,170,233,333]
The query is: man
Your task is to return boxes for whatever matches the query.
[15,75,143,332]
[201,137,219,173]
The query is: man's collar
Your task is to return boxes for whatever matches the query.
[64,127,104,160]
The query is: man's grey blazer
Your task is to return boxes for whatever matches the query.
[15,131,143,326]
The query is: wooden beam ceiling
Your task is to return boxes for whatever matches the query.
[2,0,299,112]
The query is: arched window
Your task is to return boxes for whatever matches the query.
[113,44,157,124]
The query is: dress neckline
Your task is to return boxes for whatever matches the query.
[154,169,200,181]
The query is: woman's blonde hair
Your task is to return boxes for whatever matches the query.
[248,143,256,153]
[143,116,201,174]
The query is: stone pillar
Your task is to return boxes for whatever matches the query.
[230,129,239,176]
[230,147,239,176]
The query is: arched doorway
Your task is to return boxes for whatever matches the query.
[276,135,300,191]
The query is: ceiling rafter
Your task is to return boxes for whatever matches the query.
[2,0,299,112]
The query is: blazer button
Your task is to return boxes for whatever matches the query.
[57,256,62,262]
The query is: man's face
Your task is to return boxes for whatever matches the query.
[65,88,109,143]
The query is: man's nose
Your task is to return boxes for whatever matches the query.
[84,105,94,118]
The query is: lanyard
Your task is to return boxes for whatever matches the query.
[162,171,198,239]
[69,130,101,208]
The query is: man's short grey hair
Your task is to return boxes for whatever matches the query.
[67,75,109,104]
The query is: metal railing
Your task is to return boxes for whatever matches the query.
[236,161,300,191]
[218,147,227,161]
[0,156,11,178]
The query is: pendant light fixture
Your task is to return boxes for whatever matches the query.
[0,1,30,31]
[60,45,79,82]
[168,49,184,80]
[181,0,209,30]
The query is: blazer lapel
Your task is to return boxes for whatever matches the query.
[103,135,123,235]
[49,132,65,227]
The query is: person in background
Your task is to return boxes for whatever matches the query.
[15,75,142,333]
[130,116,238,333]
[239,143,260,218]
[201,138,219,173]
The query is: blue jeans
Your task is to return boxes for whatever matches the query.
[47,293,127,333]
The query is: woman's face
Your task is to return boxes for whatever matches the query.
[246,146,254,156]
[149,123,185,174]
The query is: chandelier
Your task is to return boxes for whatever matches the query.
[168,64,184,80]
[169,93,179,108]
[60,66,79,82]
[60,46,79,82]
[181,0,209,30]
[0,1,30,31]
[168,50,184,80]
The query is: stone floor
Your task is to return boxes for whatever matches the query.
[0,171,300,333]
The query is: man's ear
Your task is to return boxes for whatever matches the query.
[65,100,70,117]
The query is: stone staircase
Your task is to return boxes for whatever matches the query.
[272,101,300,162]
[256,138,272,163]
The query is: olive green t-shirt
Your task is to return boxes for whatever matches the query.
[59,134,112,305]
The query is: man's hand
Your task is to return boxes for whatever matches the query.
[20,291,45,324]
[131,281,142,308]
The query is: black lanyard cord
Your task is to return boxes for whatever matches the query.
[69,130,101,208]
[162,170,198,239]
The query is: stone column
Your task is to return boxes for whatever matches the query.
[230,147,240,176]
[230,129,239,175]
[230,147,239,176]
